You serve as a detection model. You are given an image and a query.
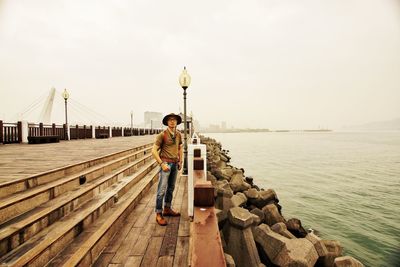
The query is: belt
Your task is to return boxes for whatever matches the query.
[161,157,179,163]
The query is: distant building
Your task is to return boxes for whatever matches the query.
[209,124,220,131]
[144,111,163,129]
[221,121,227,130]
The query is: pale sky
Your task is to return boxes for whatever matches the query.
[0,0,399,129]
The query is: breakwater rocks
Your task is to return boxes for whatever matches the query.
[201,136,365,267]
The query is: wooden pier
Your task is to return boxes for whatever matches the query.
[0,136,191,266]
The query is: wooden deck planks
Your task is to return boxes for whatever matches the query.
[111,227,141,264]
[157,255,174,267]
[93,253,114,267]
[94,174,189,266]
[124,256,143,267]
[173,237,190,267]
[159,217,180,256]
[140,236,164,267]
[0,136,154,185]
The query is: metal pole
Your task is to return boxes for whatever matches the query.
[130,111,133,136]
[64,99,69,140]
[183,88,188,175]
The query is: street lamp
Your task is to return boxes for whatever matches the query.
[62,89,69,140]
[130,111,133,136]
[179,66,191,175]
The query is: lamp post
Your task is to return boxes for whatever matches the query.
[62,89,70,140]
[130,111,133,136]
[179,66,191,175]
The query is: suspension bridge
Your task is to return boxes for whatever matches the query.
[1,88,162,145]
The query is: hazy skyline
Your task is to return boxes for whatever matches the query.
[1,0,399,129]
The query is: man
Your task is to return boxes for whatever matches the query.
[152,113,183,226]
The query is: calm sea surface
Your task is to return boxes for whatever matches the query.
[206,131,400,267]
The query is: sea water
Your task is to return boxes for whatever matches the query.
[206,131,400,267]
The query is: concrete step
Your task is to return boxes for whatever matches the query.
[0,145,153,225]
[0,161,159,267]
[0,152,155,258]
[0,143,153,199]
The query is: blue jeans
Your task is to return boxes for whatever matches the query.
[155,162,178,213]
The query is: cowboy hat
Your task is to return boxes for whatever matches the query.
[162,113,182,126]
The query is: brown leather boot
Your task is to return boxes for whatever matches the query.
[163,207,181,217]
[156,213,167,226]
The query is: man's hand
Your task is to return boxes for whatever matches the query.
[161,163,170,172]
[178,161,183,171]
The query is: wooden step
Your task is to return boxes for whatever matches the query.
[0,153,155,257]
[0,146,152,225]
[0,161,159,267]
[47,167,159,267]
[0,143,153,199]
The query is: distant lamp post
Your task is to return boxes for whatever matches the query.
[61,89,70,140]
[130,111,134,136]
[179,66,191,175]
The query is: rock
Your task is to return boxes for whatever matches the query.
[260,189,278,201]
[226,207,262,267]
[230,172,251,193]
[320,240,343,267]
[244,188,259,199]
[248,204,258,211]
[334,256,364,267]
[245,176,254,185]
[212,155,221,162]
[251,184,260,191]
[262,204,285,226]
[250,208,265,224]
[216,160,227,169]
[221,167,234,178]
[254,224,318,267]
[249,189,279,209]
[215,190,233,211]
[224,253,236,267]
[216,187,234,198]
[250,213,261,226]
[213,168,232,181]
[231,192,248,207]
[220,230,227,251]
[276,202,283,213]
[286,218,308,238]
[228,207,254,229]
[271,222,296,239]
[215,180,232,192]
[220,153,230,162]
[322,240,342,256]
[305,233,328,259]
[215,208,228,225]
[207,171,217,185]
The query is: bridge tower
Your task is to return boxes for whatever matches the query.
[38,87,56,123]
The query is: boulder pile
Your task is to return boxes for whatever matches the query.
[201,136,364,267]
